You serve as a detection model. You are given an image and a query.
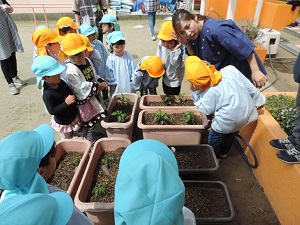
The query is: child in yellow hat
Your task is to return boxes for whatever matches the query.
[157,21,185,95]
[185,56,265,161]
[131,56,165,96]
[55,16,78,36]
[61,33,108,144]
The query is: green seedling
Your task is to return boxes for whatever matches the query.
[185,111,195,124]
[117,93,131,104]
[176,92,187,105]
[163,95,172,106]
[102,155,116,169]
[92,183,106,196]
[153,109,169,125]
[111,110,128,123]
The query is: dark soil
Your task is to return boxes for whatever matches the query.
[185,185,230,218]
[145,95,195,107]
[47,152,82,191]
[175,150,216,170]
[143,112,202,125]
[86,147,125,203]
[108,102,134,123]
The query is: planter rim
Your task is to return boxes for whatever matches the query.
[137,108,208,129]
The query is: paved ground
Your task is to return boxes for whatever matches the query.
[1,15,300,224]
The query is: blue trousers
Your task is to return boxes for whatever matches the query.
[208,129,238,158]
[147,12,156,36]
[292,84,300,139]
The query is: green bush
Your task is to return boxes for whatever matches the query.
[265,94,297,135]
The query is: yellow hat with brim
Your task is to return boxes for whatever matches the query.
[140,56,165,78]
[79,34,93,52]
[157,21,174,41]
[32,28,63,56]
[56,16,79,30]
[61,33,87,56]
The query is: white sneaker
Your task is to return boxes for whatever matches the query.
[8,83,20,95]
[13,76,27,86]
[152,35,157,41]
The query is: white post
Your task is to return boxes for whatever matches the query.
[253,0,263,27]
[226,0,237,19]
[200,0,205,15]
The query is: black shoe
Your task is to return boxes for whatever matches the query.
[269,136,300,151]
[276,149,300,164]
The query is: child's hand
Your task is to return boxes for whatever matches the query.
[110,85,116,91]
[172,42,182,51]
[65,95,75,105]
[190,84,198,92]
[98,81,108,91]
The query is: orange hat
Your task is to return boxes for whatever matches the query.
[56,17,78,31]
[184,56,222,92]
[140,56,165,78]
[31,28,63,56]
[79,34,93,52]
[61,33,87,56]
[157,21,174,41]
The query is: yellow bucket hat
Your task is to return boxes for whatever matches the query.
[157,21,174,41]
[31,28,63,56]
[184,56,222,92]
[140,56,165,78]
[61,33,87,56]
[55,16,78,33]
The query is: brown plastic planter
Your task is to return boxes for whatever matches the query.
[170,144,219,174]
[183,180,235,224]
[101,93,138,141]
[139,94,197,110]
[137,108,208,145]
[74,137,131,225]
[55,139,91,200]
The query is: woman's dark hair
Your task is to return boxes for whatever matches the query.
[112,40,125,46]
[172,9,209,33]
[39,142,56,168]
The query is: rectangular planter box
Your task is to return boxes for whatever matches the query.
[137,108,208,145]
[101,93,138,141]
[54,139,91,200]
[170,144,219,174]
[239,92,300,225]
[74,137,131,225]
[183,180,235,224]
[139,94,197,110]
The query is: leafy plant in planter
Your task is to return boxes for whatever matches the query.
[176,92,187,106]
[116,93,131,104]
[163,95,173,106]
[111,110,128,123]
[185,111,196,124]
[153,109,170,125]
[265,94,297,135]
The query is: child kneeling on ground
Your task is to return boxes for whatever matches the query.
[185,56,265,161]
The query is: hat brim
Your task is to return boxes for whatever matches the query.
[33,124,54,158]
[36,63,65,89]
[157,33,173,41]
[148,68,165,78]
[63,45,87,56]
[49,35,63,44]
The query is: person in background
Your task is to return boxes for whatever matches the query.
[32,56,83,140]
[184,56,265,161]
[105,31,136,95]
[99,13,120,53]
[0,0,27,95]
[0,124,92,224]
[61,33,108,144]
[144,0,160,41]
[172,9,267,89]
[55,16,78,36]
[73,0,108,42]
[131,56,165,96]
[114,139,196,225]
[270,53,300,164]
[79,23,110,106]
[157,21,185,95]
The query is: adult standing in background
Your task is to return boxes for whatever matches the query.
[73,0,108,42]
[0,0,27,95]
[144,0,160,41]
